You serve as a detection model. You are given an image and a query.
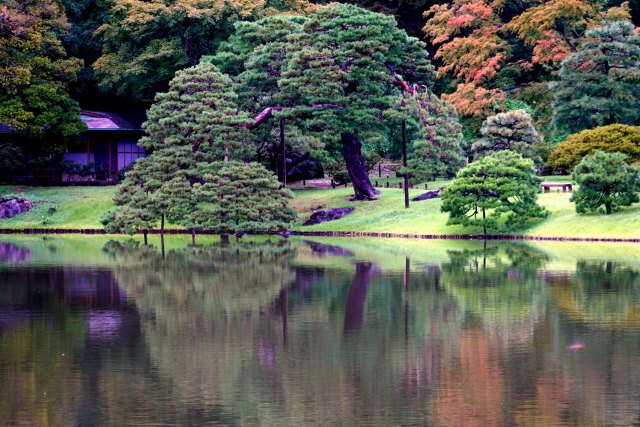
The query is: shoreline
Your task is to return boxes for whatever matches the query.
[1,228,639,243]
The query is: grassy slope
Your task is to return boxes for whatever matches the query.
[290,176,640,238]
[0,186,114,229]
[2,179,640,238]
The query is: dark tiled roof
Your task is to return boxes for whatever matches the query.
[0,111,144,134]
[80,110,144,131]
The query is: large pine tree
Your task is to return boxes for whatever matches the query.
[552,21,640,135]
[103,62,295,237]
[213,5,438,200]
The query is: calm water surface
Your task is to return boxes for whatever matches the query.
[1,236,640,426]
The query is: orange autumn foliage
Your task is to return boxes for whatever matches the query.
[424,0,632,118]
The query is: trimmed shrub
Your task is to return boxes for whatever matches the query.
[547,125,640,173]
[571,151,639,215]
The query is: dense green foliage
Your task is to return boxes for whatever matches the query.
[93,0,312,103]
[547,125,640,173]
[0,143,25,182]
[0,0,85,149]
[4,0,640,151]
[212,11,455,185]
[552,21,640,135]
[407,90,466,182]
[570,150,640,215]
[422,0,633,139]
[212,5,460,198]
[471,109,543,166]
[60,0,108,104]
[102,62,295,235]
[441,150,547,235]
[193,161,295,234]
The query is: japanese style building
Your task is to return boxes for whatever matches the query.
[62,110,145,183]
[0,110,145,184]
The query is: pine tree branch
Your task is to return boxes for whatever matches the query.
[249,104,341,129]
[341,57,355,72]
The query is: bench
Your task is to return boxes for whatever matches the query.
[541,183,573,193]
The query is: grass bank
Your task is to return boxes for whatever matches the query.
[2,179,640,239]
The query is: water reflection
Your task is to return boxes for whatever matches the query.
[548,260,640,329]
[0,242,31,264]
[344,263,378,334]
[1,238,640,425]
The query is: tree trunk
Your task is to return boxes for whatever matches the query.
[220,233,230,245]
[341,132,380,201]
[280,117,287,187]
[191,229,196,246]
[482,207,487,238]
[143,230,148,245]
[605,201,612,215]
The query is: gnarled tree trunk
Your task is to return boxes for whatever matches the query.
[341,132,380,201]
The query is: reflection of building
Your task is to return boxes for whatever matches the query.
[0,267,131,334]
[0,242,31,264]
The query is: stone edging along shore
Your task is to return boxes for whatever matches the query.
[1,228,640,243]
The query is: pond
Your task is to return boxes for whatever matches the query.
[1,236,640,426]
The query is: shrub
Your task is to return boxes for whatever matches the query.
[441,150,548,236]
[332,170,351,185]
[547,125,640,173]
[571,151,639,215]
[0,144,25,182]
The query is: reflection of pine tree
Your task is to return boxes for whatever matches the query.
[104,240,296,313]
[443,243,548,287]
[106,240,467,426]
[441,243,548,347]
[549,260,640,328]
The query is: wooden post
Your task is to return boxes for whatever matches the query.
[424,184,428,190]
[378,163,382,177]
[331,179,336,188]
[386,181,389,188]
[280,117,286,188]
[375,180,378,187]
[402,120,409,209]
[107,141,112,182]
[191,229,196,246]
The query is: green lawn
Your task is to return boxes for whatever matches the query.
[2,179,640,238]
[0,186,114,229]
